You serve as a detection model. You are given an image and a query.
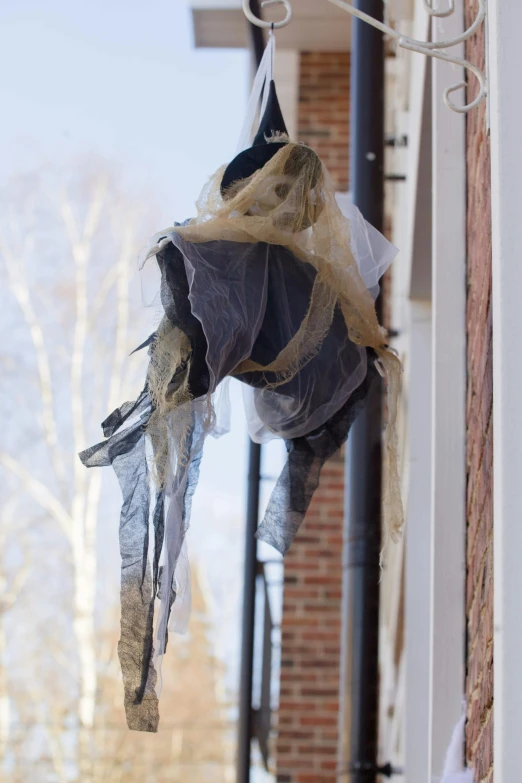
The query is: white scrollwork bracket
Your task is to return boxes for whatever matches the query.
[327,0,488,114]
[423,0,455,19]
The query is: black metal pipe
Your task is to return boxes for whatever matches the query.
[237,8,265,782]
[237,440,261,783]
[344,2,385,783]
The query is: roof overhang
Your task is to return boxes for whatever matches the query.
[191,1,352,51]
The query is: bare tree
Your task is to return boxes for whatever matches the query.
[0,162,232,782]
[0,498,30,783]
[91,565,233,783]
[0,162,153,780]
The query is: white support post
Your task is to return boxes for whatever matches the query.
[405,301,433,783]
[402,14,433,779]
[429,7,467,780]
[488,3,522,781]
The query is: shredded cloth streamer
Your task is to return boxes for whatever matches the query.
[440,708,474,782]
[80,37,403,732]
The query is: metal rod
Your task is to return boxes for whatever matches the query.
[236,13,265,782]
[341,2,385,782]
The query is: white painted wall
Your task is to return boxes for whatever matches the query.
[488,3,522,781]
[405,301,432,783]
[429,8,467,780]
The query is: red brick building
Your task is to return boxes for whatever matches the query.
[464,4,493,779]
[191,2,521,782]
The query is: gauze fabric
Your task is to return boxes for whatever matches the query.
[80,140,402,733]
[149,140,404,543]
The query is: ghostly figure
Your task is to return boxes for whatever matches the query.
[80,76,401,732]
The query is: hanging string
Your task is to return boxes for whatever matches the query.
[260,23,275,116]
[236,31,276,153]
[259,28,275,125]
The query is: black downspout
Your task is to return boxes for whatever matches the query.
[237,6,264,783]
[344,2,385,783]
[237,439,261,783]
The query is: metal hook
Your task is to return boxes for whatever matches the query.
[423,0,455,18]
[242,0,293,29]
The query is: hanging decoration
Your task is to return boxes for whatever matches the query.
[80,28,402,732]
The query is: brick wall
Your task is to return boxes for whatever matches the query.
[297,52,350,191]
[275,52,350,783]
[464,7,494,782]
[276,451,345,783]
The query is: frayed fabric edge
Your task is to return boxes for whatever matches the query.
[439,705,474,783]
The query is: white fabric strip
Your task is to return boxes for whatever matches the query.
[236,32,275,154]
[440,709,474,783]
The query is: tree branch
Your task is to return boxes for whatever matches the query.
[0,452,73,543]
[0,233,66,488]
[60,180,107,539]
[107,224,133,412]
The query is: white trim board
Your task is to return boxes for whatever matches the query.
[428,8,467,780]
[489,3,522,781]
[405,300,433,783]
[387,8,433,780]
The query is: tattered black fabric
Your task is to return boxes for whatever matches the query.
[80,233,382,731]
[257,359,378,554]
[79,27,403,731]
[80,393,161,731]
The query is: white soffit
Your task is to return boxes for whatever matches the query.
[191,1,352,51]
